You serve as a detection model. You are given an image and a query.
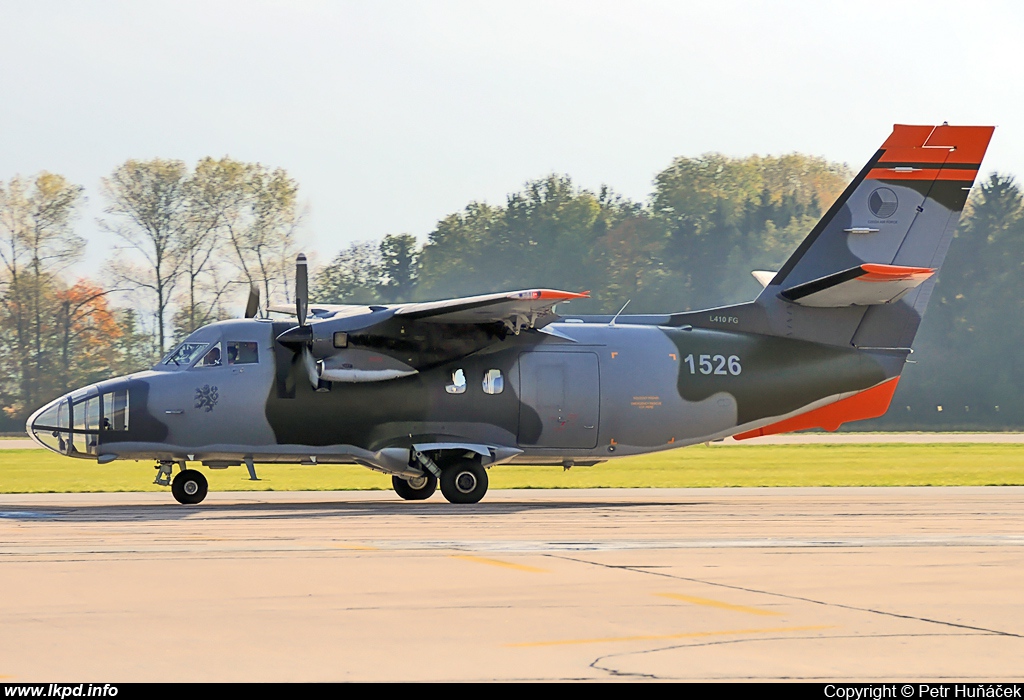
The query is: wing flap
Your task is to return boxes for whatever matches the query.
[780,264,935,307]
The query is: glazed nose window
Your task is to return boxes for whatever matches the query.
[30,398,70,452]
[73,395,100,431]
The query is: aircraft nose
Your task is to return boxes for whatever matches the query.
[26,394,71,455]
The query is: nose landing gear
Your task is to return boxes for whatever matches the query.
[153,460,210,504]
[171,469,209,505]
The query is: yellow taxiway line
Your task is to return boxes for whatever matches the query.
[450,554,547,573]
[656,592,783,616]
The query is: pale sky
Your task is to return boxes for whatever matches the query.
[2,0,1022,275]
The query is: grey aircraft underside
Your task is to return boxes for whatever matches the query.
[27,123,995,504]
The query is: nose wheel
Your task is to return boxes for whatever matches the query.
[171,469,209,505]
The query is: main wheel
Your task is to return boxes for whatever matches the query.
[439,459,488,504]
[392,473,437,501]
[171,469,209,505]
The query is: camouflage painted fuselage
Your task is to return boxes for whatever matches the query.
[30,315,901,470]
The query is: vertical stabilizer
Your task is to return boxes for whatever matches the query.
[750,124,995,348]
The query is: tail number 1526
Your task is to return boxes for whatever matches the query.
[683,354,742,376]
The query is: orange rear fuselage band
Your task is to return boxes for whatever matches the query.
[734,377,900,440]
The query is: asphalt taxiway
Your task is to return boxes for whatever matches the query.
[1,487,1022,681]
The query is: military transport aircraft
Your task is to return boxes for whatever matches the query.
[27,124,994,505]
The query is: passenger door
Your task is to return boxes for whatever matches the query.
[517,352,600,449]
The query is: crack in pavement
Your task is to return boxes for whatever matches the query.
[546,554,1024,639]
[589,631,993,680]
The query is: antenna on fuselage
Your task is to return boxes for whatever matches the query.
[608,300,631,327]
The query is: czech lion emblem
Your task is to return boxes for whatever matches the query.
[194,384,219,412]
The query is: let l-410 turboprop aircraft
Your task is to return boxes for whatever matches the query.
[27,124,994,505]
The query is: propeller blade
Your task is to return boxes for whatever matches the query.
[244,284,260,319]
[301,346,319,389]
[295,253,308,326]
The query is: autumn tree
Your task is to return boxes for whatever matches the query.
[54,281,136,393]
[0,173,84,418]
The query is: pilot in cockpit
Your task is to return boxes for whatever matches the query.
[198,345,221,367]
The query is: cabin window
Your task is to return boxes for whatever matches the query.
[482,369,504,395]
[333,332,348,348]
[196,342,223,367]
[227,341,258,365]
[162,342,209,367]
[446,369,466,394]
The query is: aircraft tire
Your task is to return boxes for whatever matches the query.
[171,469,209,505]
[439,459,488,504]
[392,473,437,500]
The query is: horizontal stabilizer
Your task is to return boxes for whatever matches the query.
[751,270,777,288]
[780,263,935,308]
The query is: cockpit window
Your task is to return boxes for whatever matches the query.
[163,342,209,367]
[227,341,258,365]
[195,342,223,368]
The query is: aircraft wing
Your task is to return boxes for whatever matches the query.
[268,303,366,318]
[393,289,589,331]
[274,287,591,386]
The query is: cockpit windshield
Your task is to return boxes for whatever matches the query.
[162,342,209,367]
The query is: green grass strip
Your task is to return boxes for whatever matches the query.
[1,444,1023,494]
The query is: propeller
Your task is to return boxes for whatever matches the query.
[295,253,308,327]
[276,253,320,389]
[244,284,260,319]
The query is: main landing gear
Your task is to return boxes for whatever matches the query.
[392,473,437,500]
[393,454,489,504]
[439,458,488,504]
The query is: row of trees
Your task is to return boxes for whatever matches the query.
[103,157,301,354]
[315,154,851,313]
[875,172,1024,429]
[2,150,1022,429]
